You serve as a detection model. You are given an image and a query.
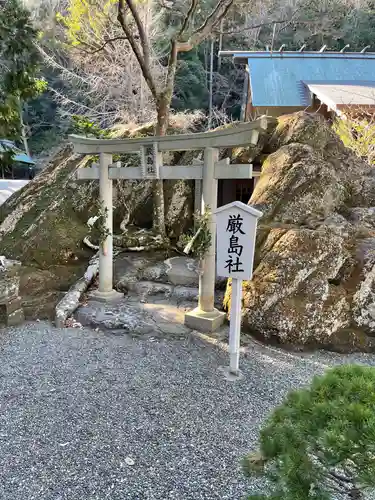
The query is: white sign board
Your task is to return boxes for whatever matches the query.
[215,201,262,377]
[215,201,262,281]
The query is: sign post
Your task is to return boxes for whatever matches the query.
[215,201,262,376]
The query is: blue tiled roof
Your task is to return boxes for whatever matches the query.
[234,52,375,107]
[0,139,35,165]
[14,153,35,165]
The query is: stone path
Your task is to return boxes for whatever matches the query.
[76,296,193,337]
[75,251,225,338]
[75,292,224,339]
[1,321,375,499]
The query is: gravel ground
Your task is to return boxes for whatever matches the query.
[0,322,375,500]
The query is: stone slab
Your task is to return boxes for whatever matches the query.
[119,282,224,309]
[114,253,227,293]
[89,289,124,303]
[184,308,226,333]
[141,263,169,283]
[173,286,198,302]
[156,321,190,336]
[76,301,155,335]
[5,296,23,315]
[76,294,195,338]
[0,276,20,303]
[114,253,169,291]
[164,256,199,287]
[133,282,173,300]
[6,308,24,327]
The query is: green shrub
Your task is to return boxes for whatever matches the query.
[178,209,211,260]
[334,117,375,165]
[71,115,110,138]
[244,364,375,499]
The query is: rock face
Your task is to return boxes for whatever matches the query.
[0,258,24,326]
[0,140,194,267]
[5,109,375,349]
[0,146,98,267]
[225,112,375,352]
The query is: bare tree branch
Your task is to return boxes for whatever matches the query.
[39,9,158,127]
[178,0,199,37]
[164,39,178,99]
[216,11,299,35]
[124,0,152,68]
[117,0,158,98]
[176,0,235,52]
[163,0,200,103]
[77,36,129,55]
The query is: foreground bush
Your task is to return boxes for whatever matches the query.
[334,115,375,165]
[244,365,375,499]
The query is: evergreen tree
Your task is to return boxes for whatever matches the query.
[0,0,45,141]
[244,364,375,499]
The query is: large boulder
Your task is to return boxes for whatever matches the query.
[0,118,198,318]
[225,112,375,352]
[0,146,96,267]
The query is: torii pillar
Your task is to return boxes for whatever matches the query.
[184,147,226,332]
[91,153,122,301]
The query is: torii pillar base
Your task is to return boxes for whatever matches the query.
[184,307,226,333]
[89,289,123,303]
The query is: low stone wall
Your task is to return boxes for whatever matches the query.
[0,258,24,327]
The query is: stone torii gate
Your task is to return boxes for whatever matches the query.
[70,117,268,332]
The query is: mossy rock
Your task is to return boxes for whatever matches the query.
[0,116,201,318]
[19,264,88,320]
[269,111,340,153]
[224,112,375,352]
[0,146,96,267]
[0,117,200,268]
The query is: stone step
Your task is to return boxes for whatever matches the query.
[115,255,227,291]
[76,293,226,338]
[76,296,196,337]
[123,280,225,308]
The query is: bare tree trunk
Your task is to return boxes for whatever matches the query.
[117,0,236,238]
[19,99,30,157]
[208,36,214,130]
[218,18,224,71]
[152,96,170,237]
[152,177,166,237]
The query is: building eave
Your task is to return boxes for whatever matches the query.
[219,50,375,61]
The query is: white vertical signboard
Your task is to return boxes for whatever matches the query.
[215,201,262,376]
